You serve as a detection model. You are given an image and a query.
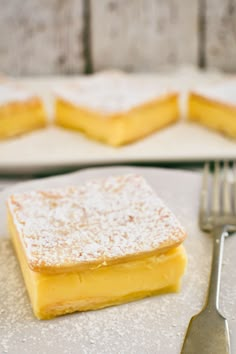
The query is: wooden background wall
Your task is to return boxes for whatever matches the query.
[1,0,236,75]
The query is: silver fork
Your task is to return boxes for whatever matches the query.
[181,161,236,354]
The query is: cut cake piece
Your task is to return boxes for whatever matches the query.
[188,80,236,138]
[8,174,187,319]
[55,72,179,146]
[0,83,47,139]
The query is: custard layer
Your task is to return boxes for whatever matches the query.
[10,213,187,320]
[0,100,46,139]
[188,93,236,138]
[55,95,179,146]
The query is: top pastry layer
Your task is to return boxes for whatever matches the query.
[191,80,236,107]
[55,71,176,115]
[0,83,37,106]
[8,174,186,274]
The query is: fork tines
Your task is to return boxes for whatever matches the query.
[200,161,236,231]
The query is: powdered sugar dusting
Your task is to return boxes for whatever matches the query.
[8,174,185,272]
[194,80,236,106]
[0,84,36,106]
[2,166,236,354]
[55,72,174,114]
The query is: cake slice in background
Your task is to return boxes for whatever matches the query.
[0,83,47,139]
[55,72,180,146]
[188,80,236,138]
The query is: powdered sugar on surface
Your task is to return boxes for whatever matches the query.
[55,72,173,114]
[8,174,185,271]
[0,84,36,106]
[1,166,236,354]
[194,79,236,107]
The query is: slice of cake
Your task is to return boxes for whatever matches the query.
[8,174,187,320]
[55,72,179,146]
[0,83,47,139]
[188,81,236,138]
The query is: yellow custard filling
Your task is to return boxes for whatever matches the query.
[55,95,179,146]
[188,93,236,138]
[0,101,46,139]
[10,214,187,320]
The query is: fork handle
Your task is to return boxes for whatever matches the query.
[181,226,231,354]
[206,225,228,312]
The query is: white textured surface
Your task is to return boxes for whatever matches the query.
[0,0,84,75]
[91,0,198,71]
[55,72,173,114]
[8,174,184,271]
[205,0,236,72]
[194,79,236,106]
[0,166,236,354]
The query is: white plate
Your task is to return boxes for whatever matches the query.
[0,70,235,174]
[0,166,236,354]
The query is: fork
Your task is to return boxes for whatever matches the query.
[181,161,236,354]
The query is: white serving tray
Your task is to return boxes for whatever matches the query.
[0,69,235,174]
